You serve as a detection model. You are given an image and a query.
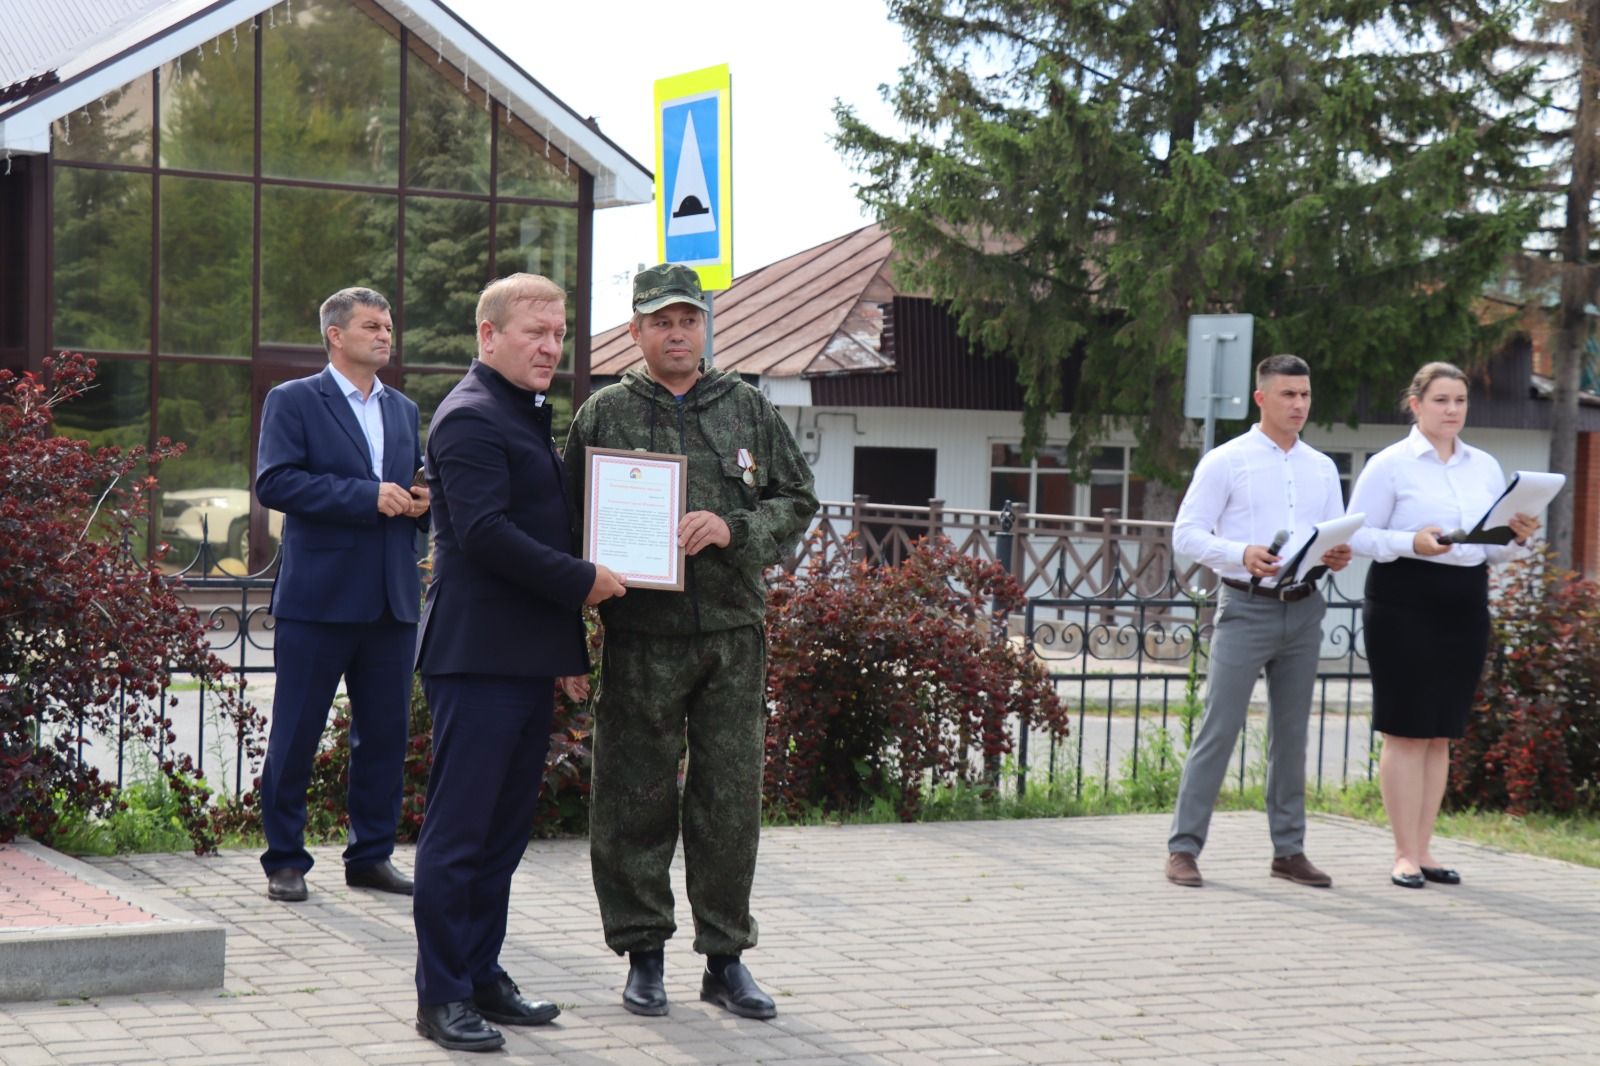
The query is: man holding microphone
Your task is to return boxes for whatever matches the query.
[1166,354,1352,889]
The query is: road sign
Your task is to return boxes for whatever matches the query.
[1183,314,1254,454]
[655,64,732,292]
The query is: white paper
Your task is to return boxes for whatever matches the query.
[1267,512,1366,587]
[1482,470,1565,531]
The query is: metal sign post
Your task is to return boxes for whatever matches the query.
[1183,314,1254,455]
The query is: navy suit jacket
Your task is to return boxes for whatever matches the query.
[256,367,426,624]
[416,361,593,678]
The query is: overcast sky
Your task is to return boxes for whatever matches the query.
[446,0,912,330]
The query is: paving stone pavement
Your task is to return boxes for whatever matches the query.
[1,811,1598,1066]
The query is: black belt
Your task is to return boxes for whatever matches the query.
[1220,576,1317,603]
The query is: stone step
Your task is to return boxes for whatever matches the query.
[0,838,224,1002]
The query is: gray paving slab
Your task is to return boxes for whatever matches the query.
[1,812,1598,1065]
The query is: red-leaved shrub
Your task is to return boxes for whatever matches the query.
[1451,550,1600,815]
[764,534,1069,819]
[0,354,263,851]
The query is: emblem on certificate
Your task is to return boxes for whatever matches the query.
[583,447,688,591]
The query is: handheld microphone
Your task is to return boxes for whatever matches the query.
[1435,528,1468,546]
[1251,529,1290,589]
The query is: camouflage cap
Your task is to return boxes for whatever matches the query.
[632,263,709,314]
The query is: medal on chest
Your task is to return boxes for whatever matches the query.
[737,447,756,486]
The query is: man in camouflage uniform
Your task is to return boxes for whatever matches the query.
[565,263,817,1020]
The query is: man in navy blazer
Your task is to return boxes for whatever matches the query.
[255,287,428,904]
[410,273,625,1053]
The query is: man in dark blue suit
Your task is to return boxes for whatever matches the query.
[255,287,428,903]
[411,273,626,1053]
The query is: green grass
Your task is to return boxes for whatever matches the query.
[1306,780,1600,869]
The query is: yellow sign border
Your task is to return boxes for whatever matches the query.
[654,64,732,292]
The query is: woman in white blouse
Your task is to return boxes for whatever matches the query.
[1348,362,1538,889]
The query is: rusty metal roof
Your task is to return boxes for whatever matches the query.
[590,223,898,379]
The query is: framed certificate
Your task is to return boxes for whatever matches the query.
[583,447,688,591]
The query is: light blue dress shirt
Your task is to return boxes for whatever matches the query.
[326,364,385,479]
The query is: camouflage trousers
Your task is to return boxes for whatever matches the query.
[589,624,766,956]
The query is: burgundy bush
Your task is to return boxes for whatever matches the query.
[764,534,1069,819]
[0,354,263,852]
[1451,550,1600,815]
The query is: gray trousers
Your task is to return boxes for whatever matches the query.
[1168,585,1325,858]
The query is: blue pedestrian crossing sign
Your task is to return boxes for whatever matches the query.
[655,65,732,292]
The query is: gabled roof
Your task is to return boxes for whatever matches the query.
[0,0,651,207]
[591,223,898,378]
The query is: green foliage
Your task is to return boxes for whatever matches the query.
[51,776,206,856]
[836,0,1541,491]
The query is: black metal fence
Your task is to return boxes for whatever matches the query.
[71,533,280,798]
[1017,561,1374,799]
[83,504,1377,805]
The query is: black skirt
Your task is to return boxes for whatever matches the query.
[1363,557,1490,739]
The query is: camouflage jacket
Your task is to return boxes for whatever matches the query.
[565,364,818,635]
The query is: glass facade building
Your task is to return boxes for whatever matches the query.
[0,0,642,570]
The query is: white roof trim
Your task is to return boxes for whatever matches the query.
[0,0,651,208]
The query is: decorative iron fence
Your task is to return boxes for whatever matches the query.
[1018,563,1373,799]
[64,531,281,799]
[84,501,1373,806]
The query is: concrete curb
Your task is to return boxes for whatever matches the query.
[0,839,225,1002]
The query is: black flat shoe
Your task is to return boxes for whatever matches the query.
[266,868,308,902]
[1420,866,1461,885]
[623,949,668,1017]
[416,1000,504,1052]
[700,956,777,1020]
[1391,871,1425,889]
[345,859,413,896]
[472,974,560,1026]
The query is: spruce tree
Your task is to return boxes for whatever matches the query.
[837,0,1540,516]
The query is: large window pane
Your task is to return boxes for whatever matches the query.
[155,361,252,561]
[404,368,465,442]
[53,168,151,354]
[496,204,577,371]
[52,74,152,165]
[262,0,400,185]
[498,118,579,201]
[989,471,1029,512]
[405,44,489,193]
[52,358,150,452]
[404,196,488,365]
[261,185,397,345]
[160,177,251,356]
[53,357,152,551]
[159,29,254,174]
[544,378,576,445]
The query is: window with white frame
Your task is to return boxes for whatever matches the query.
[988,443,1147,518]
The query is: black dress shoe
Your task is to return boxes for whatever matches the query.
[1391,870,1426,889]
[472,974,560,1026]
[345,859,413,895]
[416,1000,504,1052]
[700,956,777,1020]
[623,949,668,1016]
[1420,866,1461,885]
[266,868,307,902]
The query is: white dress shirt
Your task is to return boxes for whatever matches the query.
[327,364,385,479]
[1173,424,1346,582]
[1348,425,1520,567]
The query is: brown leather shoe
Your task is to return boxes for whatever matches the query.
[1270,853,1332,887]
[1165,851,1202,887]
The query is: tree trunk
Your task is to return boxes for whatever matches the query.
[1549,0,1600,572]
